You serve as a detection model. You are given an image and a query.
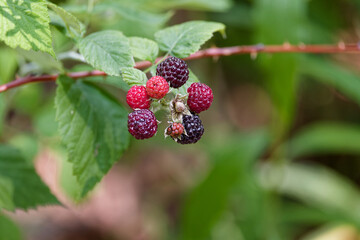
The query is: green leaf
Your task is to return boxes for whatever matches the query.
[299,56,360,106]
[287,122,360,158]
[178,69,199,95]
[260,162,360,225]
[129,37,159,62]
[78,30,134,76]
[0,0,55,56]
[0,176,14,210]
[120,67,147,87]
[47,2,85,39]
[155,21,225,58]
[0,145,59,210]
[0,214,22,240]
[55,75,130,198]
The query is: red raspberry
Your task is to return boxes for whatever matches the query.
[187,83,213,113]
[128,109,158,139]
[126,85,151,110]
[166,123,184,138]
[146,76,169,99]
[156,57,189,88]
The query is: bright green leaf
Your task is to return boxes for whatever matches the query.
[287,122,360,158]
[0,145,59,210]
[129,37,159,62]
[47,2,85,39]
[155,21,225,58]
[120,67,148,87]
[0,0,55,56]
[145,0,232,12]
[0,214,22,240]
[55,75,130,198]
[78,30,134,76]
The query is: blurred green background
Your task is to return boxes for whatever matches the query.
[2,0,360,239]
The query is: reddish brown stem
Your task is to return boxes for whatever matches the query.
[1,43,360,93]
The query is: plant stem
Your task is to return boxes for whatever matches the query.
[1,42,360,93]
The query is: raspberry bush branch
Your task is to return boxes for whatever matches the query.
[1,43,360,93]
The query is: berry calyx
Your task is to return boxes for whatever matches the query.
[128,109,158,139]
[146,76,169,99]
[166,122,184,138]
[177,114,204,144]
[126,85,151,110]
[156,56,189,88]
[187,83,213,113]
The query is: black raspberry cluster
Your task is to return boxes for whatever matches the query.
[127,57,214,144]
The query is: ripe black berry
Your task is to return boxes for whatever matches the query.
[128,109,158,139]
[156,56,189,88]
[177,114,204,144]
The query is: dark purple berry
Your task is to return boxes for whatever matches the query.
[156,56,189,88]
[128,109,158,139]
[177,114,204,144]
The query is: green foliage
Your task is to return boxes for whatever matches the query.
[129,37,159,62]
[0,145,59,210]
[78,30,134,76]
[0,0,54,56]
[299,56,360,105]
[155,21,225,58]
[0,214,22,240]
[55,76,129,198]
[47,2,85,39]
[287,122,360,158]
[261,162,360,225]
[147,0,232,12]
[121,67,148,87]
[181,132,268,240]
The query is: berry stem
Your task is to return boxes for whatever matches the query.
[1,42,360,93]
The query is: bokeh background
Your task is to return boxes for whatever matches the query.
[2,0,360,239]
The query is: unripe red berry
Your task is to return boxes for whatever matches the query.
[126,85,151,110]
[187,83,213,113]
[146,76,169,99]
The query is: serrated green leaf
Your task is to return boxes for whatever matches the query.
[178,69,199,95]
[120,67,147,87]
[286,122,360,158]
[55,75,130,198]
[0,0,55,56]
[47,2,85,39]
[0,145,59,210]
[129,37,159,62]
[0,214,22,240]
[155,21,225,58]
[78,30,134,76]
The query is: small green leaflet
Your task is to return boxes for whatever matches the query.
[0,145,59,210]
[121,67,148,87]
[155,21,225,58]
[129,37,159,62]
[55,76,130,198]
[78,30,134,76]
[0,0,55,57]
[47,2,85,39]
